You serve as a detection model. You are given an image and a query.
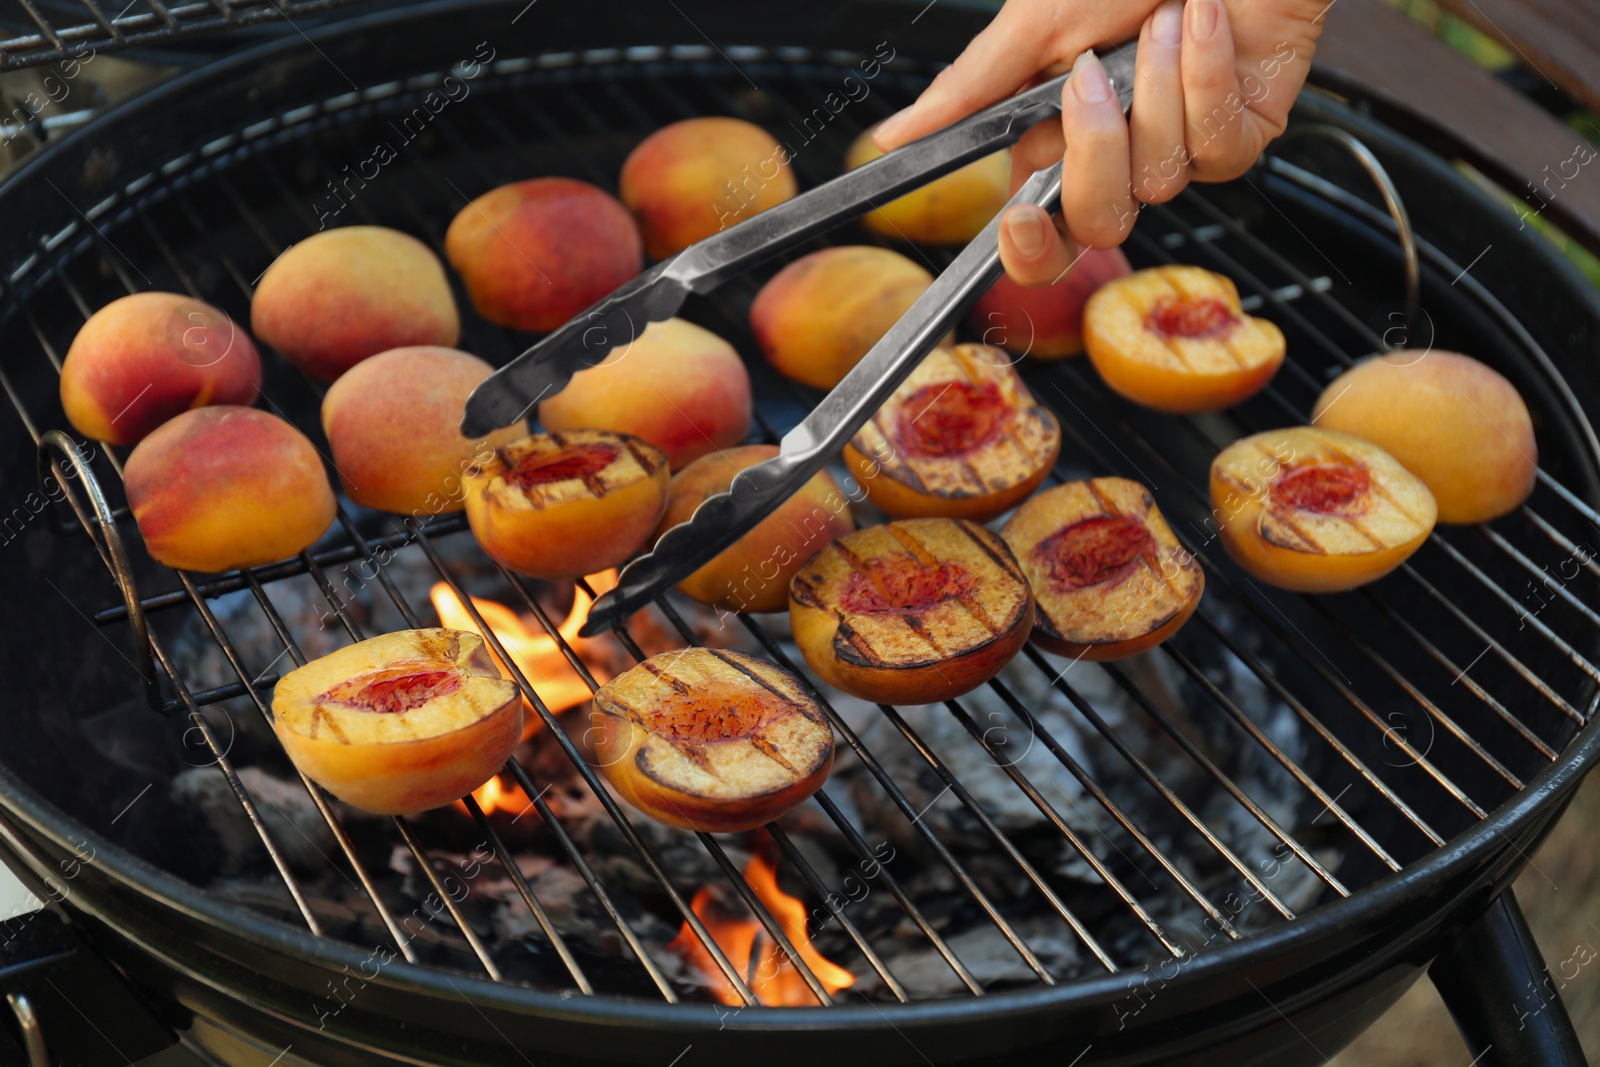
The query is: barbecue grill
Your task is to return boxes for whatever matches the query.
[0,1,1597,1064]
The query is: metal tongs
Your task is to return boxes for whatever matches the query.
[460,46,1138,635]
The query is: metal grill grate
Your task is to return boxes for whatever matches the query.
[6,44,1599,1006]
[0,0,385,71]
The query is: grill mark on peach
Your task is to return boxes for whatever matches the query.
[749,734,803,776]
[949,519,1026,584]
[640,661,691,695]
[621,436,664,476]
[833,618,886,668]
[705,648,793,706]
[311,705,351,744]
[1332,451,1432,530]
[789,574,826,609]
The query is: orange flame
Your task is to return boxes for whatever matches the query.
[459,773,532,817]
[670,853,856,1006]
[429,571,616,721]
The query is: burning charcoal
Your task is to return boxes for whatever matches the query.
[171,765,333,875]
[860,915,1083,998]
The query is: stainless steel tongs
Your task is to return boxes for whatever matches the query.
[460,46,1138,635]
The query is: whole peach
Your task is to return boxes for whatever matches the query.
[844,127,1009,245]
[537,317,751,470]
[620,117,797,260]
[125,406,336,572]
[750,246,940,390]
[445,178,642,332]
[969,247,1132,360]
[658,444,855,613]
[60,292,261,446]
[252,226,459,381]
[1311,350,1537,524]
[321,346,524,517]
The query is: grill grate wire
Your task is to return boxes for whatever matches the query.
[0,0,386,72]
[4,46,1598,1006]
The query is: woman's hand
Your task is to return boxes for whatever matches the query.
[873,0,1327,284]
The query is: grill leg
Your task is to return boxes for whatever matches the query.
[1430,892,1588,1066]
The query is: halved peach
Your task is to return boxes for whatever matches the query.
[750,246,944,390]
[60,292,261,446]
[789,518,1034,705]
[537,317,751,471]
[272,628,521,815]
[321,346,524,517]
[124,405,335,573]
[1083,265,1285,412]
[619,117,798,260]
[591,647,834,832]
[1311,350,1537,524]
[1002,478,1202,660]
[463,430,669,579]
[841,344,1059,522]
[659,444,855,614]
[969,247,1132,360]
[844,126,1009,245]
[1210,427,1438,592]
[251,226,459,382]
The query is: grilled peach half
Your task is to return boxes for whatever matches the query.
[842,344,1059,522]
[463,430,669,579]
[1084,265,1285,412]
[272,628,521,815]
[1311,351,1537,524]
[789,518,1034,705]
[1002,478,1202,660]
[1211,427,1437,592]
[591,647,834,832]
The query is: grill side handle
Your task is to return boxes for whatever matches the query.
[1429,892,1587,1066]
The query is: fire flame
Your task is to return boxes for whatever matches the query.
[671,853,856,1006]
[460,773,532,817]
[429,571,616,719]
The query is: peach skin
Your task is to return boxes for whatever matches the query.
[537,317,751,471]
[659,444,855,614]
[321,346,524,517]
[445,178,642,332]
[60,292,261,446]
[1311,351,1537,524]
[750,246,943,390]
[620,117,797,260]
[844,126,1009,245]
[273,628,521,815]
[969,247,1131,360]
[124,405,336,572]
[252,226,459,381]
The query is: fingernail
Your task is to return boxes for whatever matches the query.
[1188,0,1219,41]
[1153,1,1183,45]
[875,108,912,145]
[1005,208,1047,257]
[1072,51,1111,103]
